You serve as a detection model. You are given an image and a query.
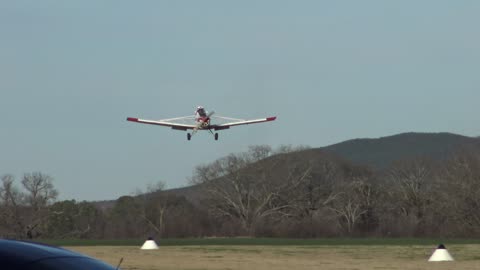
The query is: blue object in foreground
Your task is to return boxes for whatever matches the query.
[0,239,117,270]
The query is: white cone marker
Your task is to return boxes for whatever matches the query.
[428,244,454,262]
[140,237,159,250]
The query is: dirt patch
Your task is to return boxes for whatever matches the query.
[67,245,480,270]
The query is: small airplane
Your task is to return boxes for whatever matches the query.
[127,106,276,141]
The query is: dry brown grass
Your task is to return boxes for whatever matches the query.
[67,244,480,270]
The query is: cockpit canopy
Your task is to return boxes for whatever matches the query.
[196,107,207,117]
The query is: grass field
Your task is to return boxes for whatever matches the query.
[52,238,480,270]
[67,244,480,270]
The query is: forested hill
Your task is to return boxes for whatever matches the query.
[95,132,479,208]
[320,132,479,170]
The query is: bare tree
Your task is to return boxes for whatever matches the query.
[329,198,365,234]
[136,181,170,237]
[290,160,343,219]
[22,172,58,210]
[21,172,59,238]
[247,145,272,162]
[438,151,480,234]
[0,175,24,237]
[192,151,311,235]
[327,178,376,235]
[386,159,434,235]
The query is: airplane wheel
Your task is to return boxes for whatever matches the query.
[214,133,218,141]
[187,133,191,141]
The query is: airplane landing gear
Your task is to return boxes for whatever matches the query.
[187,133,191,141]
[208,129,219,141]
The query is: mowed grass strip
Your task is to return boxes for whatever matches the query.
[39,237,480,247]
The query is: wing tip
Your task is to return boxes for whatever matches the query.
[267,116,277,121]
[127,117,139,122]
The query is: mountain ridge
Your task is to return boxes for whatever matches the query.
[320,132,478,169]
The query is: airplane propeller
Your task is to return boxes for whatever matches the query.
[206,110,215,120]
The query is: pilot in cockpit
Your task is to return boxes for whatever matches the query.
[196,106,207,117]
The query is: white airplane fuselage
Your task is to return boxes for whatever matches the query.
[194,107,211,129]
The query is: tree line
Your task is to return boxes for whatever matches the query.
[2,144,480,239]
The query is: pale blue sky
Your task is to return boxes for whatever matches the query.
[1,1,479,200]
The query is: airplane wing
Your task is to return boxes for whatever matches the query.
[126,117,196,131]
[211,116,276,130]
